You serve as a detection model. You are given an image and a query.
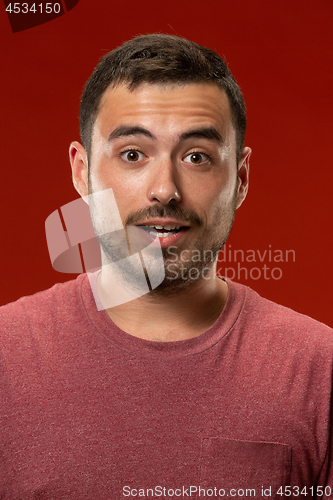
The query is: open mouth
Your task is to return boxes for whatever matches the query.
[138,224,184,238]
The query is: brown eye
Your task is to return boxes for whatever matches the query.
[183,152,209,165]
[121,150,144,162]
[190,153,203,163]
[127,151,139,161]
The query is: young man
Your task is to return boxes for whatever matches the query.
[0,34,332,498]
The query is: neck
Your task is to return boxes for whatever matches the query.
[97,267,228,342]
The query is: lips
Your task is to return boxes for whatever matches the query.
[140,224,183,238]
[133,223,190,248]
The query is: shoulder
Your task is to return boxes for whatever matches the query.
[0,274,88,338]
[227,279,333,354]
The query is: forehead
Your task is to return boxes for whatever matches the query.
[93,82,235,142]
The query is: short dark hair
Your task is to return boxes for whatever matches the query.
[80,34,247,162]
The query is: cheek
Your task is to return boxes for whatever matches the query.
[184,168,231,200]
[203,180,238,227]
[93,170,148,224]
[203,172,237,207]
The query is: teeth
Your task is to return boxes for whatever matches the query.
[151,231,177,238]
[146,224,180,230]
[140,225,182,238]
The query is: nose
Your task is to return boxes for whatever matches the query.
[147,159,181,205]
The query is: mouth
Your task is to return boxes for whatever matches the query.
[131,221,190,248]
[138,224,184,238]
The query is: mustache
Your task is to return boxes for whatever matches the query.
[125,204,202,227]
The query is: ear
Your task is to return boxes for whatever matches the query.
[69,141,89,200]
[235,146,251,209]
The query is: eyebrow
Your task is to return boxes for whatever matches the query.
[179,127,224,144]
[107,125,156,142]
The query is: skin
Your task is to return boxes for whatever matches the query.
[70,82,251,342]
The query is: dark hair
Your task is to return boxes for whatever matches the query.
[80,34,247,162]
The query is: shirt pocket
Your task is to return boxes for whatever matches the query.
[199,437,291,499]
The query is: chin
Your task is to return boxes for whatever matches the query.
[146,256,215,297]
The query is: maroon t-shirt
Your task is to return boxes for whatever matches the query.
[0,274,332,499]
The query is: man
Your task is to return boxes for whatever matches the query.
[0,34,332,498]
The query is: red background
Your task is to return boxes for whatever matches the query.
[0,0,332,326]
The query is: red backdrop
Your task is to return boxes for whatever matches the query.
[0,0,332,327]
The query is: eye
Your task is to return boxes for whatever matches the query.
[183,152,210,165]
[121,150,145,162]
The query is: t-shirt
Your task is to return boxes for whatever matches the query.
[0,274,332,499]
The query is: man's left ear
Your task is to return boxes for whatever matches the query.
[236,147,251,209]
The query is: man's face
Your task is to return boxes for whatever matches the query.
[71,82,250,292]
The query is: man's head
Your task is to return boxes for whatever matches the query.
[79,34,247,164]
[70,34,251,295]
